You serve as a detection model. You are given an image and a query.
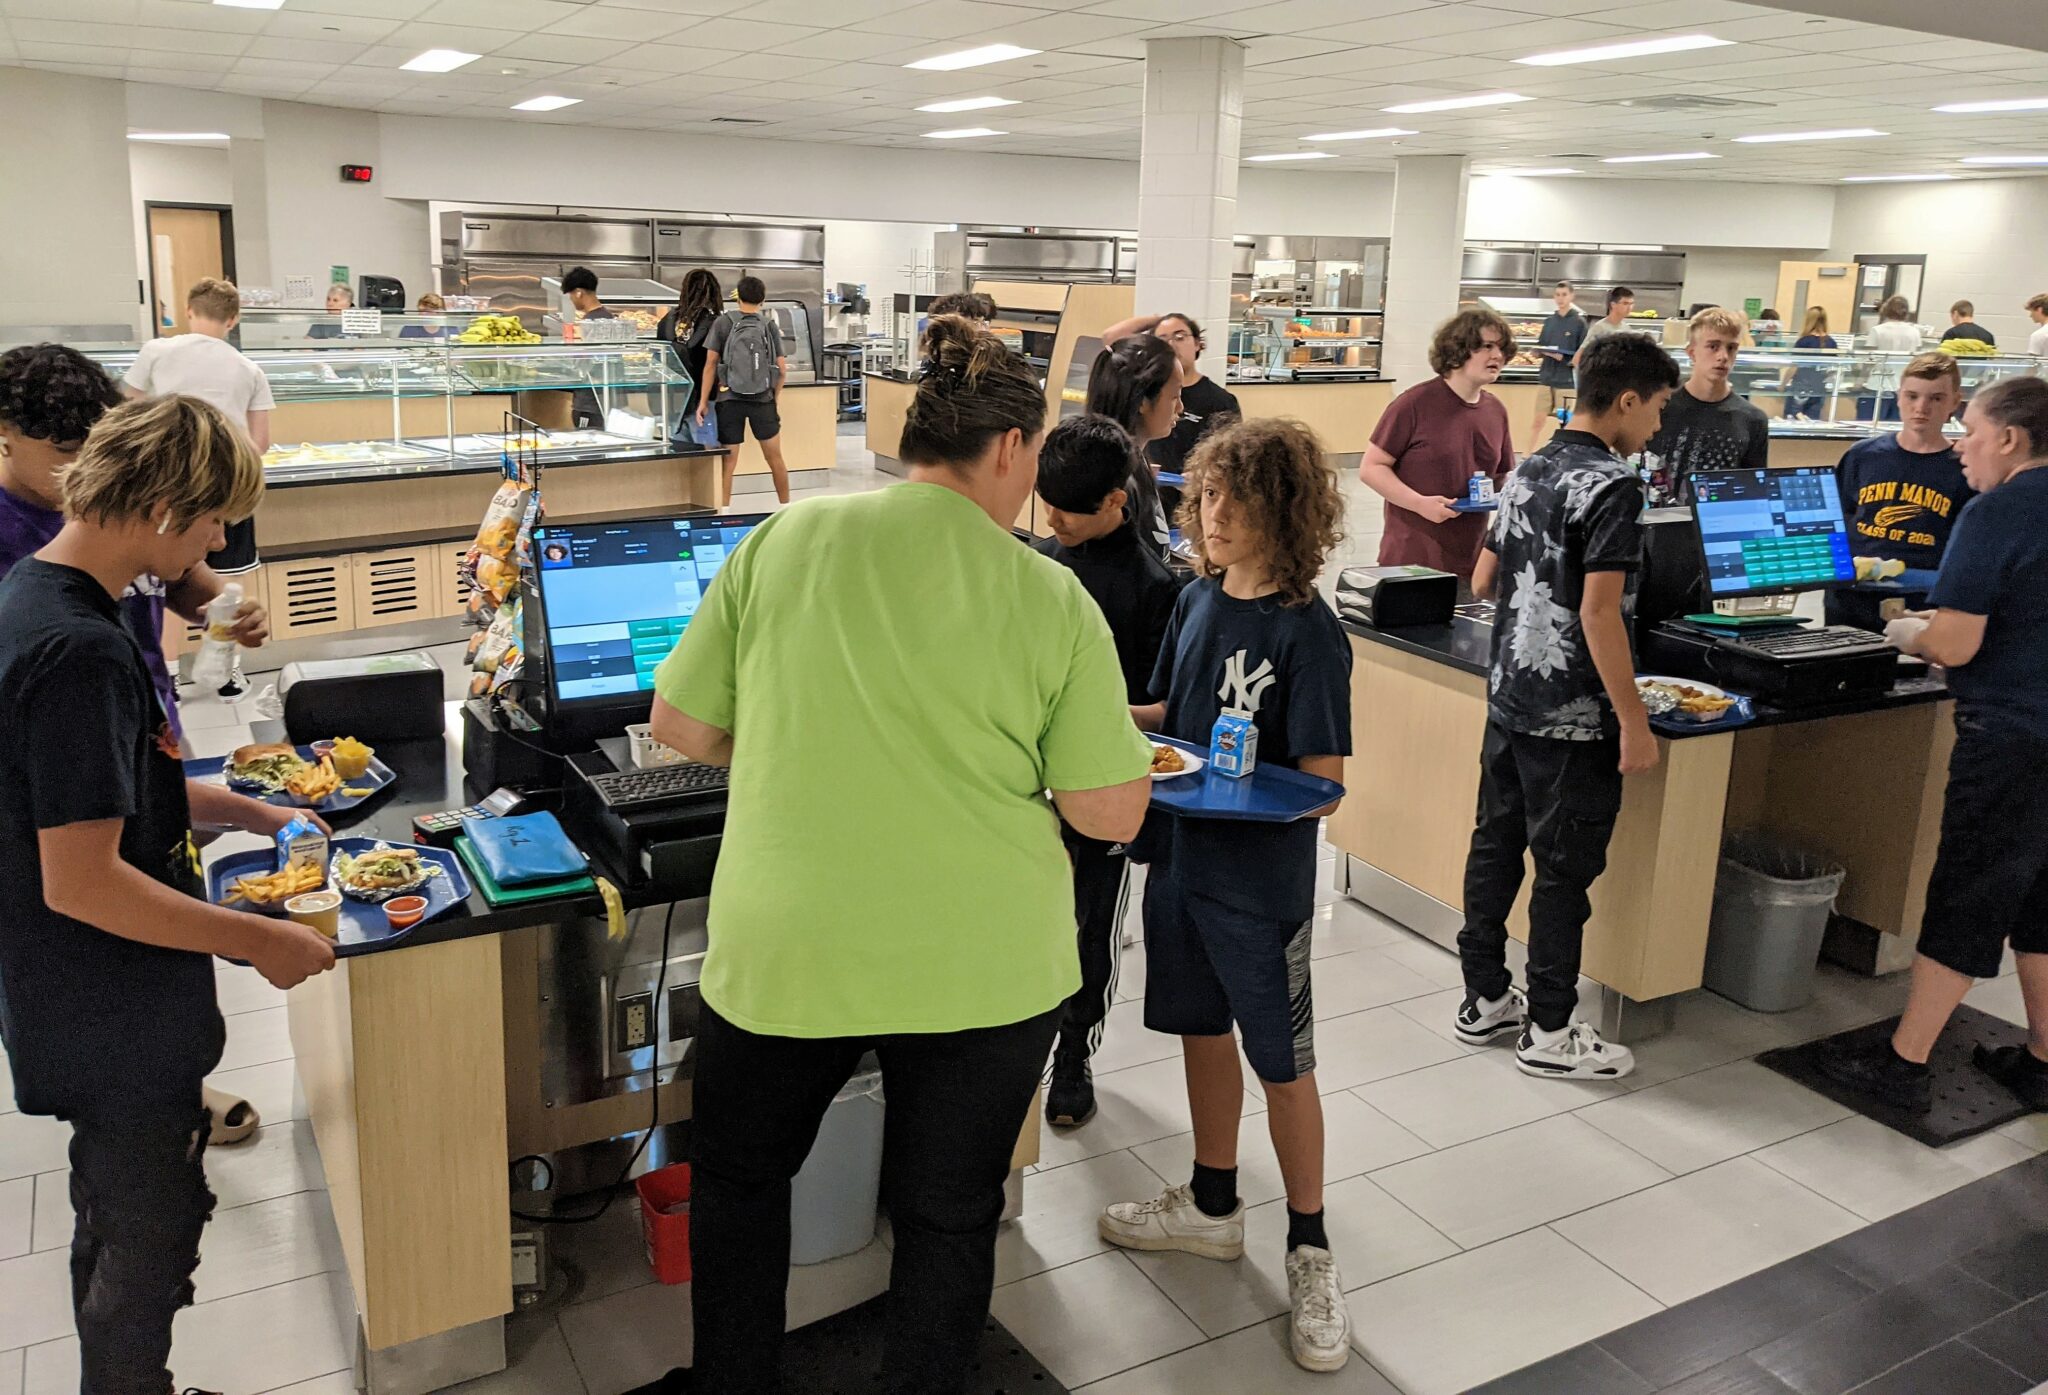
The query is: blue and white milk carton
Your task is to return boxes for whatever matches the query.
[1209,708,1259,780]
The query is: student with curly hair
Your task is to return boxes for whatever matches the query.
[1359,307,1517,579]
[1098,418,1356,1374]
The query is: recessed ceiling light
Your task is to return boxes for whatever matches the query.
[213,0,285,8]
[400,49,480,73]
[922,127,1006,139]
[1732,128,1886,144]
[512,95,581,112]
[1382,92,1530,115]
[917,96,1019,113]
[1246,151,1336,162]
[1475,166,1580,176]
[1516,33,1731,66]
[1841,173,1959,182]
[1302,127,1415,142]
[127,131,231,141]
[1601,151,1718,163]
[1933,97,2048,114]
[1961,155,2048,166]
[905,43,1038,72]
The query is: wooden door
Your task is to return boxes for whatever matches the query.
[1774,261,1858,338]
[146,205,229,336]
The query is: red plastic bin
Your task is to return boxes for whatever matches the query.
[636,1162,693,1285]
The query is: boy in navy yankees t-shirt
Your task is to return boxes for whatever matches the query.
[1096,419,1356,1374]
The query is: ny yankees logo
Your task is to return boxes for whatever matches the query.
[1219,650,1276,714]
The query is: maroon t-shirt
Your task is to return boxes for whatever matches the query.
[1369,377,1516,578]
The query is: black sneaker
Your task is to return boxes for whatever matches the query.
[1816,1038,1932,1114]
[1046,1045,1096,1128]
[1973,1043,2048,1110]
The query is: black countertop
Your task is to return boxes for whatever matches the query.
[1225,374,1389,386]
[1340,615,1950,739]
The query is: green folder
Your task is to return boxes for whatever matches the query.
[455,834,596,907]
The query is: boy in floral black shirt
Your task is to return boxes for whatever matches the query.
[1454,335,1679,1081]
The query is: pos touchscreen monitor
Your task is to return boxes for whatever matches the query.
[527,511,768,740]
[1689,466,1856,600]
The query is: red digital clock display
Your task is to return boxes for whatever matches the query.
[340,164,373,183]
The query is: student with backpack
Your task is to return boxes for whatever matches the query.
[697,275,792,505]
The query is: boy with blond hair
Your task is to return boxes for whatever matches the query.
[1633,305,1768,505]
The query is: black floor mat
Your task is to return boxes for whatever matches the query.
[625,1297,1068,1395]
[1757,1005,2039,1147]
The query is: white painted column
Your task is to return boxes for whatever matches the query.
[1136,36,1245,383]
[1381,155,1472,390]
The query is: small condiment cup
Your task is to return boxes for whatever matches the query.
[383,895,428,931]
[284,890,343,938]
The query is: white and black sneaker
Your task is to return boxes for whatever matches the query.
[1285,1245,1353,1372]
[1516,1021,1635,1080]
[1455,986,1527,1045]
[1099,1183,1245,1261]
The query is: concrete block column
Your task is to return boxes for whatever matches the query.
[1382,155,1472,390]
[1136,36,1245,383]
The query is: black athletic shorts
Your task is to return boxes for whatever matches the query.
[1916,706,2048,979]
[206,518,259,575]
[716,396,780,446]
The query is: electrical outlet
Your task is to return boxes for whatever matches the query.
[616,992,653,1054]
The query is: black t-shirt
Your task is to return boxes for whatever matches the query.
[1942,322,1995,346]
[0,559,221,1117]
[1635,385,1770,504]
[1148,579,1352,921]
[1929,469,2048,732]
[659,309,720,414]
[1035,522,1185,703]
[1148,376,1241,474]
[1834,434,1973,571]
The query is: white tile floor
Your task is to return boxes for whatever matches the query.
[0,432,2036,1394]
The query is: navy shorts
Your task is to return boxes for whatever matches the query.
[1916,708,2048,980]
[1142,862,1315,1085]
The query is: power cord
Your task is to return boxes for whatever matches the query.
[510,898,678,1225]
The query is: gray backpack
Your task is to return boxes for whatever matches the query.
[717,311,780,396]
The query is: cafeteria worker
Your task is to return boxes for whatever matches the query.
[651,315,1154,1395]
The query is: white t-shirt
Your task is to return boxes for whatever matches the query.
[1867,320,1923,390]
[2030,323,2048,358]
[122,334,274,430]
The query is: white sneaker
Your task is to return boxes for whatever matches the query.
[1516,1021,1635,1080]
[1455,985,1527,1045]
[1099,1183,1245,1261]
[1285,1246,1353,1372]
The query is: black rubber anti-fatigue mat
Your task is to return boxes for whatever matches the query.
[626,1297,1069,1395]
[1757,1006,2038,1147]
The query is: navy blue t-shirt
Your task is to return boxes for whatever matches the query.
[1835,434,1973,571]
[1148,578,1352,922]
[1928,467,2048,733]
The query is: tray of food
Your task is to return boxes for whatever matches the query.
[205,839,470,956]
[1638,675,1751,729]
[264,440,448,471]
[1145,736,1344,823]
[1150,743,1206,782]
[188,740,394,812]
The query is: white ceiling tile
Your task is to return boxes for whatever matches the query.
[1,0,139,20]
[134,0,267,33]
[241,35,370,64]
[767,30,919,62]
[1231,0,1433,32]
[32,59,127,77]
[261,12,404,42]
[418,0,580,28]
[1078,0,1246,18]
[665,14,820,52]
[288,0,451,16]
[984,10,1153,49]
[383,21,530,53]
[543,5,701,42]
[850,1,1056,43]
[486,32,635,63]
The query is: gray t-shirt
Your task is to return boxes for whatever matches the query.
[705,311,784,402]
[1579,316,1632,361]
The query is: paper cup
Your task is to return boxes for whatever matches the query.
[285,890,343,938]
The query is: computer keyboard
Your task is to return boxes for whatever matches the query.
[587,762,730,812]
[1720,625,1893,661]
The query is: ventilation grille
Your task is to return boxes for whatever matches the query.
[1597,93,1776,112]
[710,117,768,125]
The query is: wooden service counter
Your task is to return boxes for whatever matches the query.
[1326,615,1954,1037]
[728,381,838,500]
[1229,377,1393,466]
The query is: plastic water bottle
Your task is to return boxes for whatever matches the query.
[189,582,243,693]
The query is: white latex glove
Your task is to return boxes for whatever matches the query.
[1885,615,1930,655]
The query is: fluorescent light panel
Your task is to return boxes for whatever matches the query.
[1302,126,1415,142]
[400,49,479,73]
[1732,128,1885,143]
[1961,155,2048,165]
[922,127,1005,139]
[127,131,230,141]
[1246,151,1335,162]
[1516,33,1731,66]
[1934,97,2048,114]
[905,43,1038,72]
[1842,173,1958,183]
[512,95,581,112]
[1601,151,1717,163]
[1382,91,1530,114]
[917,96,1018,113]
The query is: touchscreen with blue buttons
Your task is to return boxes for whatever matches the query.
[1691,466,1855,599]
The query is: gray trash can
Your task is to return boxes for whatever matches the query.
[789,1068,885,1264]
[1703,836,1846,1013]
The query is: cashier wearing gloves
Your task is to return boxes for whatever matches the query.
[0,396,334,1395]
[650,315,1152,1395]
[1359,308,1517,581]
[1821,377,2048,1114]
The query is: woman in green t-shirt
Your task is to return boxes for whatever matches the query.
[652,316,1154,1394]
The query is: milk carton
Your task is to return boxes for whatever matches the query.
[276,814,329,881]
[1209,708,1259,780]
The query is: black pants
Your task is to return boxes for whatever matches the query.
[1060,829,1130,1058]
[1459,722,1624,1033]
[68,1102,216,1395]
[690,1001,1062,1395]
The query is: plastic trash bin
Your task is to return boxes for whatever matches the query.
[789,1068,886,1265]
[1703,836,1846,1013]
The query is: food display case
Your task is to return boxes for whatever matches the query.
[1477,295,1564,384]
[1242,307,1382,380]
[236,309,498,345]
